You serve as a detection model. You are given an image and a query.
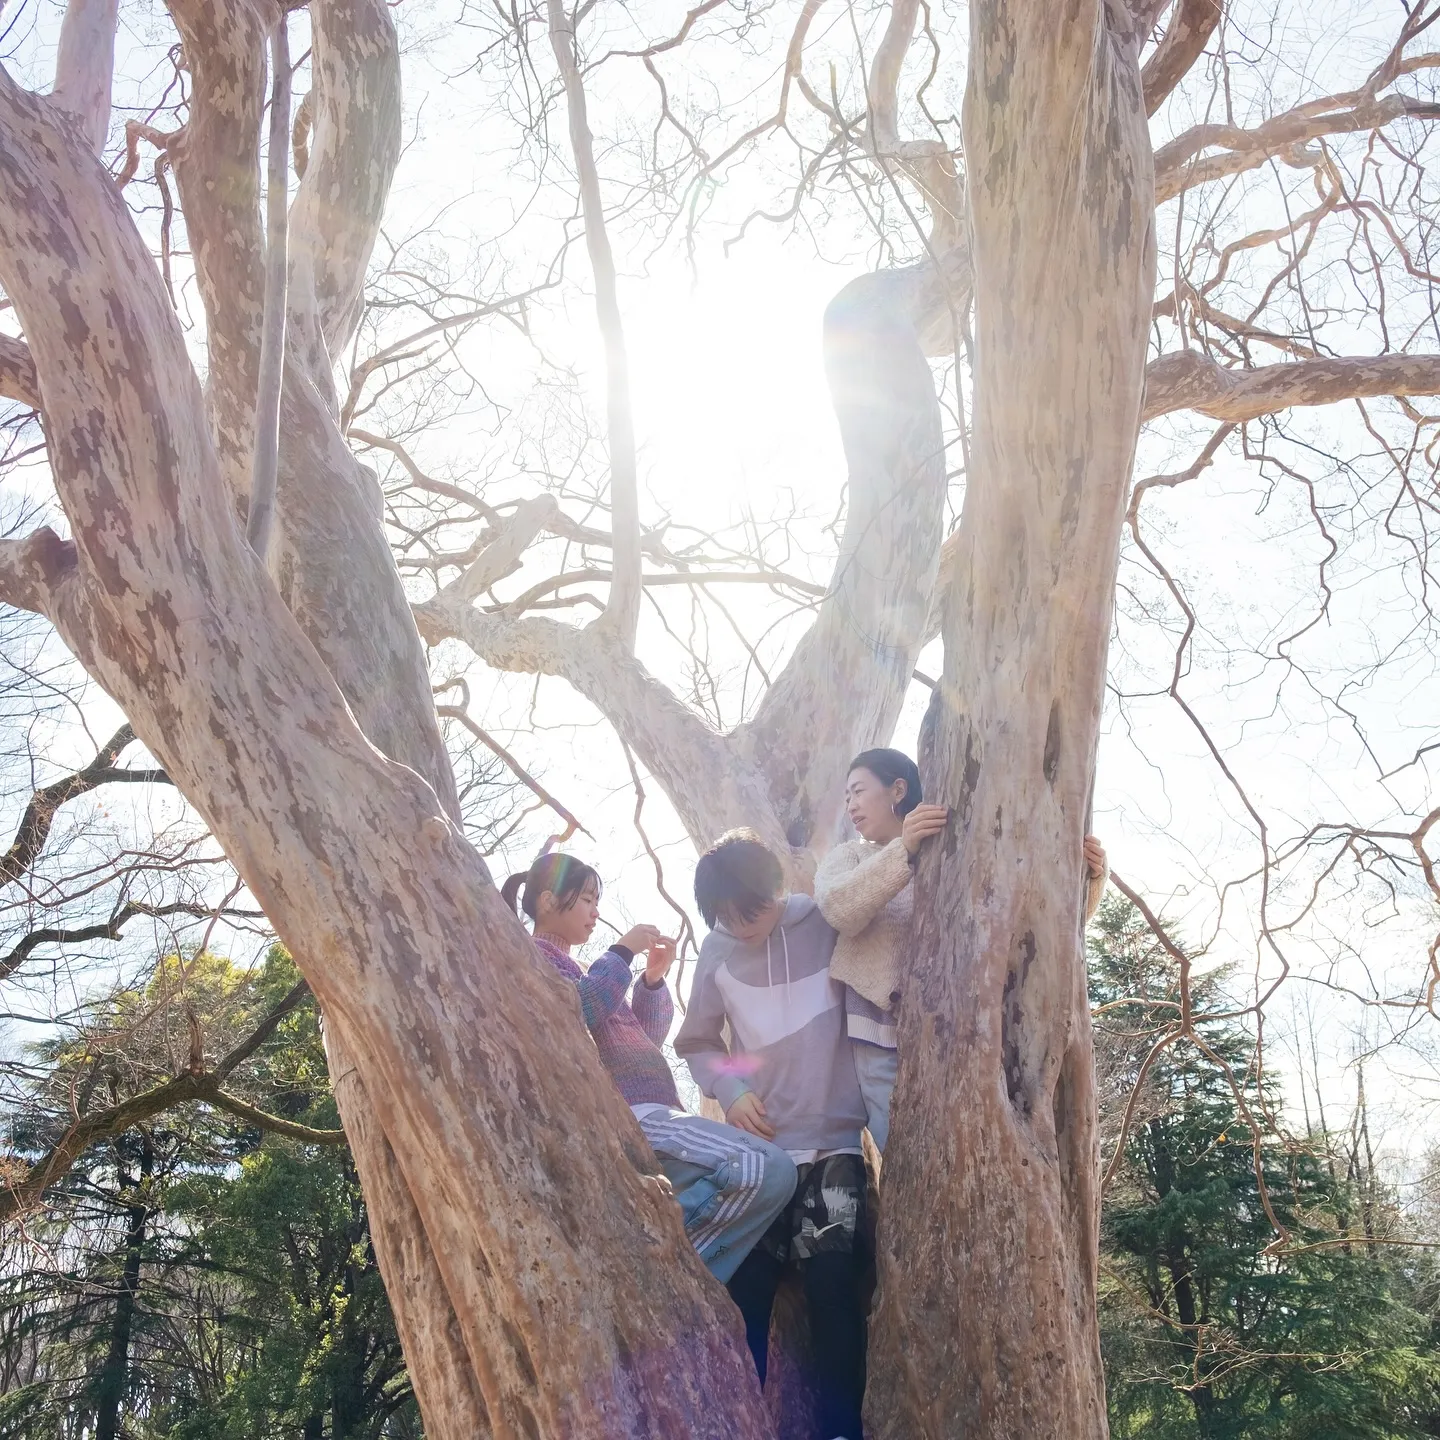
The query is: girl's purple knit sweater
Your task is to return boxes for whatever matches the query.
[533,937,681,1108]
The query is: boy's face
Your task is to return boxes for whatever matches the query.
[719,897,785,946]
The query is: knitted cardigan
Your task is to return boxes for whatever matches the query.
[533,937,681,1108]
[814,838,913,1013]
[814,837,1111,1015]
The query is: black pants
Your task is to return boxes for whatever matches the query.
[726,1247,866,1439]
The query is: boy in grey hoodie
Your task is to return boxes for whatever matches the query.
[676,830,868,1440]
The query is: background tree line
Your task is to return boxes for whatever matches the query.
[2,946,417,1440]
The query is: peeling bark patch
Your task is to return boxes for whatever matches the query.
[1043,700,1061,786]
[1002,931,1037,1117]
[1059,456,1083,552]
[1000,967,1023,1108]
[501,1315,541,1398]
[917,679,941,772]
[958,727,981,825]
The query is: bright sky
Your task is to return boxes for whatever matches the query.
[2,0,1438,1188]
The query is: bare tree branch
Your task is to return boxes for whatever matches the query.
[0,723,169,889]
[865,0,964,248]
[414,599,765,848]
[737,268,946,852]
[620,740,697,995]
[1156,71,1440,203]
[50,0,120,154]
[435,681,590,845]
[1143,350,1440,422]
[213,978,311,1078]
[546,0,642,645]
[203,1088,346,1144]
[1,1062,344,1224]
[350,428,498,518]
[0,529,77,621]
[446,493,560,603]
[0,333,38,408]
[287,0,402,360]
[0,901,258,984]
[163,0,268,508]
[1141,0,1221,117]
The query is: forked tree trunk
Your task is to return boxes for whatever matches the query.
[0,52,770,1440]
[867,4,1155,1435]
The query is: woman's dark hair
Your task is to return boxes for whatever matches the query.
[694,829,784,929]
[501,852,601,923]
[848,748,923,817]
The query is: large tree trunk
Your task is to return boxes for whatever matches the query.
[0,43,770,1440]
[867,3,1155,1435]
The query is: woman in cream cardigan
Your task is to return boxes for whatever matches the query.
[815,747,1107,1153]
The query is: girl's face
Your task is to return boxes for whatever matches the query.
[845,767,907,844]
[537,879,600,946]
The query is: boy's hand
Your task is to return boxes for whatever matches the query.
[902,803,949,856]
[726,1091,776,1141]
[644,936,677,987]
[1083,835,1107,880]
[618,923,663,956]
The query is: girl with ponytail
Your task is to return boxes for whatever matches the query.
[505,850,796,1284]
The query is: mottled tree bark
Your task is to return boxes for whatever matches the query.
[867,3,1155,1435]
[0,33,769,1440]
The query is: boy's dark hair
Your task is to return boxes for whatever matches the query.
[848,747,923,818]
[501,852,601,922]
[694,829,784,930]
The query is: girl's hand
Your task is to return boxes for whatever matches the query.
[618,924,663,956]
[1083,835,1107,880]
[640,1172,675,1202]
[726,1091,776,1141]
[644,936,677,987]
[901,803,949,856]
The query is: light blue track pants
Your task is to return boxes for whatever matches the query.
[853,1041,898,1154]
[638,1110,798,1284]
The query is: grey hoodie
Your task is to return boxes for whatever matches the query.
[675,894,866,1155]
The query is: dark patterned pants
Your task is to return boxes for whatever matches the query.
[756,1152,867,1262]
[728,1152,868,1436]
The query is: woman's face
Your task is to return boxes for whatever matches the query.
[845,767,906,843]
[538,879,601,945]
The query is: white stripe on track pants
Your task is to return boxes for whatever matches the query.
[637,1110,798,1284]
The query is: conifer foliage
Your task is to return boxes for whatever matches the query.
[1091,900,1440,1439]
[0,949,417,1440]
